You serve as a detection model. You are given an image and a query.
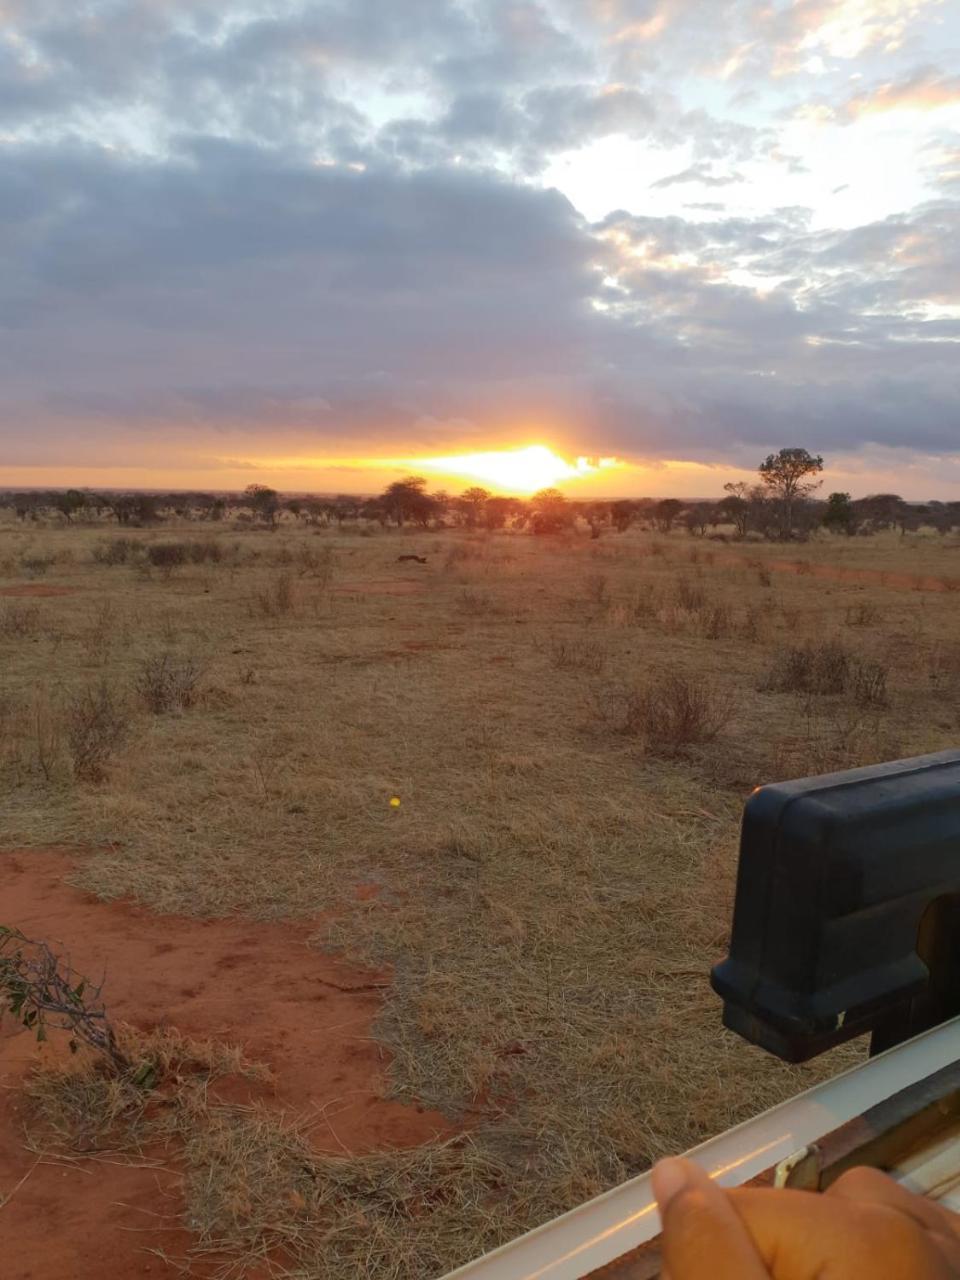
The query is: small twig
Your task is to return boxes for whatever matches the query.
[0,1159,39,1209]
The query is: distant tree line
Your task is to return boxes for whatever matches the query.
[5,452,960,541]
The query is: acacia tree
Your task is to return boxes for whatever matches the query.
[243,483,280,526]
[528,488,572,534]
[381,476,435,527]
[823,492,857,536]
[758,448,824,539]
[458,486,490,528]
[654,498,683,533]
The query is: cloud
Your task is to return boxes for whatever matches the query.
[0,0,959,484]
[844,66,960,117]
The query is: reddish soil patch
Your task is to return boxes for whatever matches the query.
[0,584,80,598]
[332,579,426,597]
[0,848,451,1280]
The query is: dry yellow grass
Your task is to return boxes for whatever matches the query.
[3,511,960,1276]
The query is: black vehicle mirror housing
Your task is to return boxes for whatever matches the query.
[711,750,960,1063]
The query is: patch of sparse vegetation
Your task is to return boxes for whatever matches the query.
[135,652,205,714]
[598,670,733,755]
[67,681,129,781]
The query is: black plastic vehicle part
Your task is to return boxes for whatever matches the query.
[711,750,960,1062]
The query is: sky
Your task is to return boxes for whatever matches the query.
[0,0,958,498]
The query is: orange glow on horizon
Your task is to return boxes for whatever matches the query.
[410,444,621,493]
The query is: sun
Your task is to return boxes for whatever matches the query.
[412,444,618,494]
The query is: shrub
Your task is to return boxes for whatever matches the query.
[844,602,879,628]
[852,659,889,707]
[92,538,141,566]
[136,653,205,714]
[458,587,497,615]
[584,573,610,607]
[763,641,889,706]
[254,573,296,617]
[147,543,188,575]
[20,554,56,579]
[67,681,129,782]
[549,637,607,673]
[673,578,706,611]
[600,671,732,755]
[0,603,42,638]
[186,540,223,564]
[763,641,850,695]
[702,603,734,640]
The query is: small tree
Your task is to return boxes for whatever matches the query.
[719,482,750,538]
[243,484,280,527]
[529,488,572,535]
[654,498,683,533]
[458,487,490,528]
[610,500,636,533]
[758,448,824,539]
[56,490,88,523]
[823,492,857,536]
[381,476,434,528]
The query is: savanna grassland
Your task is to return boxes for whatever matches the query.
[2,512,960,1278]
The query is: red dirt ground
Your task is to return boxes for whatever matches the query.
[0,585,80,598]
[0,847,451,1280]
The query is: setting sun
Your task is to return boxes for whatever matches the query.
[412,445,619,493]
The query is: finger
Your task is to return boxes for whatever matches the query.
[727,1186,955,1280]
[653,1159,770,1280]
[828,1166,960,1239]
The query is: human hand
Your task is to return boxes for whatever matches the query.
[652,1156,960,1278]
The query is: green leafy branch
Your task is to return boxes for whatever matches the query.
[0,926,132,1075]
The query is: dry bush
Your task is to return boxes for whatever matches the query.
[851,659,889,707]
[549,636,607,673]
[92,537,141,566]
[0,602,42,638]
[763,640,850,695]
[599,671,733,755]
[254,572,297,617]
[67,681,129,782]
[185,539,223,564]
[701,603,734,640]
[295,543,334,585]
[844,601,879,628]
[146,543,188,575]
[673,578,706,611]
[19,553,56,579]
[135,653,205,714]
[763,641,889,707]
[584,572,610,607]
[458,587,497,615]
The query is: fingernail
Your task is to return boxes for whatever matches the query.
[652,1158,694,1212]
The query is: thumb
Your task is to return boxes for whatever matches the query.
[653,1159,770,1280]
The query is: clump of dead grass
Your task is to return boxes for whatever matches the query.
[597,670,733,755]
[135,652,206,714]
[67,680,129,782]
[548,635,607,673]
[763,640,889,706]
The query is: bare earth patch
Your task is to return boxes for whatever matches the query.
[0,847,451,1280]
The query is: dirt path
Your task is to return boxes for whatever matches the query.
[0,847,450,1280]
